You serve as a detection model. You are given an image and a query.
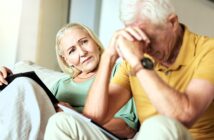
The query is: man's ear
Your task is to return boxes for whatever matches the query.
[167,14,179,31]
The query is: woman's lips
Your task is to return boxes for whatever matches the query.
[82,56,92,64]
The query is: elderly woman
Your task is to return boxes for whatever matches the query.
[0,23,138,140]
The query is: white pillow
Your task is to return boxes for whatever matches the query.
[13,60,70,90]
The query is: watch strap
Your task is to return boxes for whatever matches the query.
[130,57,154,76]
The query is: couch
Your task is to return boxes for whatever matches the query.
[13,60,70,90]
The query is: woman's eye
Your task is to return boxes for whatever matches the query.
[80,40,88,46]
[69,48,75,55]
[83,40,88,44]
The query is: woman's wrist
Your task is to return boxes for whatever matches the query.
[125,125,137,139]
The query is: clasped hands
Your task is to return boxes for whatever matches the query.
[108,26,150,68]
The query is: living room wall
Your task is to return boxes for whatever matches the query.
[171,0,214,37]
[1,0,214,70]
[0,0,23,68]
[0,0,69,70]
[99,0,214,47]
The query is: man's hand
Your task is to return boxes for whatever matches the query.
[117,37,144,67]
[105,30,121,59]
[115,27,150,67]
[0,66,12,86]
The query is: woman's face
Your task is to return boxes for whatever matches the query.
[60,27,100,73]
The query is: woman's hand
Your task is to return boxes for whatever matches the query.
[0,66,12,86]
[55,102,73,112]
[103,118,137,139]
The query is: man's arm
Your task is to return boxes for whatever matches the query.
[135,68,214,127]
[116,29,214,128]
[84,59,135,138]
[83,51,131,124]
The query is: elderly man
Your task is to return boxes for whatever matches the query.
[45,0,214,139]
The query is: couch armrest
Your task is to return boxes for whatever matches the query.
[13,60,70,90]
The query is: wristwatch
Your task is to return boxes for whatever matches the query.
[141,57,154,70]
[131,57,154,75]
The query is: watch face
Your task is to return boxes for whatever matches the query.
[141,57,154,70]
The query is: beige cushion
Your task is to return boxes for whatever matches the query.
[13,60,70,90]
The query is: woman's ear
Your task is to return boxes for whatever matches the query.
[98,45,103,55]
[62,55,71,67]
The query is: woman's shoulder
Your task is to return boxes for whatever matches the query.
[50,76,71,93]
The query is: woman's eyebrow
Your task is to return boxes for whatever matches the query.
[65,37,88,52]
[78,37,87,43]
[66,46,74,53]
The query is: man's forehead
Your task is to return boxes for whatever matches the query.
[125,19,151,27]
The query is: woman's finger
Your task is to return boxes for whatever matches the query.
[0,71,8,85]
[0,66,12,78]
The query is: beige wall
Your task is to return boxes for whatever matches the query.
[0,0,22,68]
[36,0,69,70]
[15,0,41,67]
[99,0,214,48]
[1,0,214,69]
[171,0,214,37]
[0,0,69,70]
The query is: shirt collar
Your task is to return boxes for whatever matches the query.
[155,25,196,71]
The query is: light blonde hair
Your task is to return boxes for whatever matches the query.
[120,0,176,25]
[55,23,104,78]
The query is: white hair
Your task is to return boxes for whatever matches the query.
[120,0,176,25]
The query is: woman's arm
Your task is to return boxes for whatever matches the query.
[103,118,136,139]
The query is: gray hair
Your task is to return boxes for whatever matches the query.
[55,23,104,78]
[120,0,176,25]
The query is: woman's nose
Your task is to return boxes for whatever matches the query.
[78,47,87,57]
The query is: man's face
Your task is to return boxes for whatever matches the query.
[129,19,177,63]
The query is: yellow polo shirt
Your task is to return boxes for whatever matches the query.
[112,26,214,140]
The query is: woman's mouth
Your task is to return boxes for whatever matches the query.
[82,56,92,64]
